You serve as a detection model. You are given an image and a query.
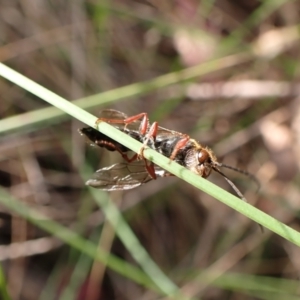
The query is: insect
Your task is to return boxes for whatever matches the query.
[79,109,259,200]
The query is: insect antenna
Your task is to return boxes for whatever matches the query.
[213,164,264,232]
[212,167,247,201]
[216,163,260,192]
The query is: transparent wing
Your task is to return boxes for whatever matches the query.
[156,125,186,139]
[98,109,144,132]
[86,161,170,191]
[98,109,128,120]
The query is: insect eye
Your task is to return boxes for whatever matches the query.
[198,150,209,164]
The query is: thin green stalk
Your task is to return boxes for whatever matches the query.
[0,63,300,247]
[0,65,194,299]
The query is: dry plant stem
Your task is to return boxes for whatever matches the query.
[291,97,300,171]
[187,80,300,100]
[0,22,88,61]
[19,141,51,204]
[182,231,267,297]
[0,237,62,261]
[86,221,116,300]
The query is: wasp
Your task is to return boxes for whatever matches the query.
[79,109,259,200]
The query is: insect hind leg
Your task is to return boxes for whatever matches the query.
[96,112,150,135]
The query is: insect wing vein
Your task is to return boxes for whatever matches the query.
[86,161,167,191]
[99,109,143,132]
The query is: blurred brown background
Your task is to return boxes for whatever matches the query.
[0,0,300,299]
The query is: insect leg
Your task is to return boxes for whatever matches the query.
[169,135,190,162]
[95,140,138,162]
[96,112,150,134]
[137,121,158,159]
[144,160,157,179]
[96,111,157,179]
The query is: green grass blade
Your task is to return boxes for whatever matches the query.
[0,65,194,299]
[0,62,300,247]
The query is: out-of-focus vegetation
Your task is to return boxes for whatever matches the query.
[0,0,300,299]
